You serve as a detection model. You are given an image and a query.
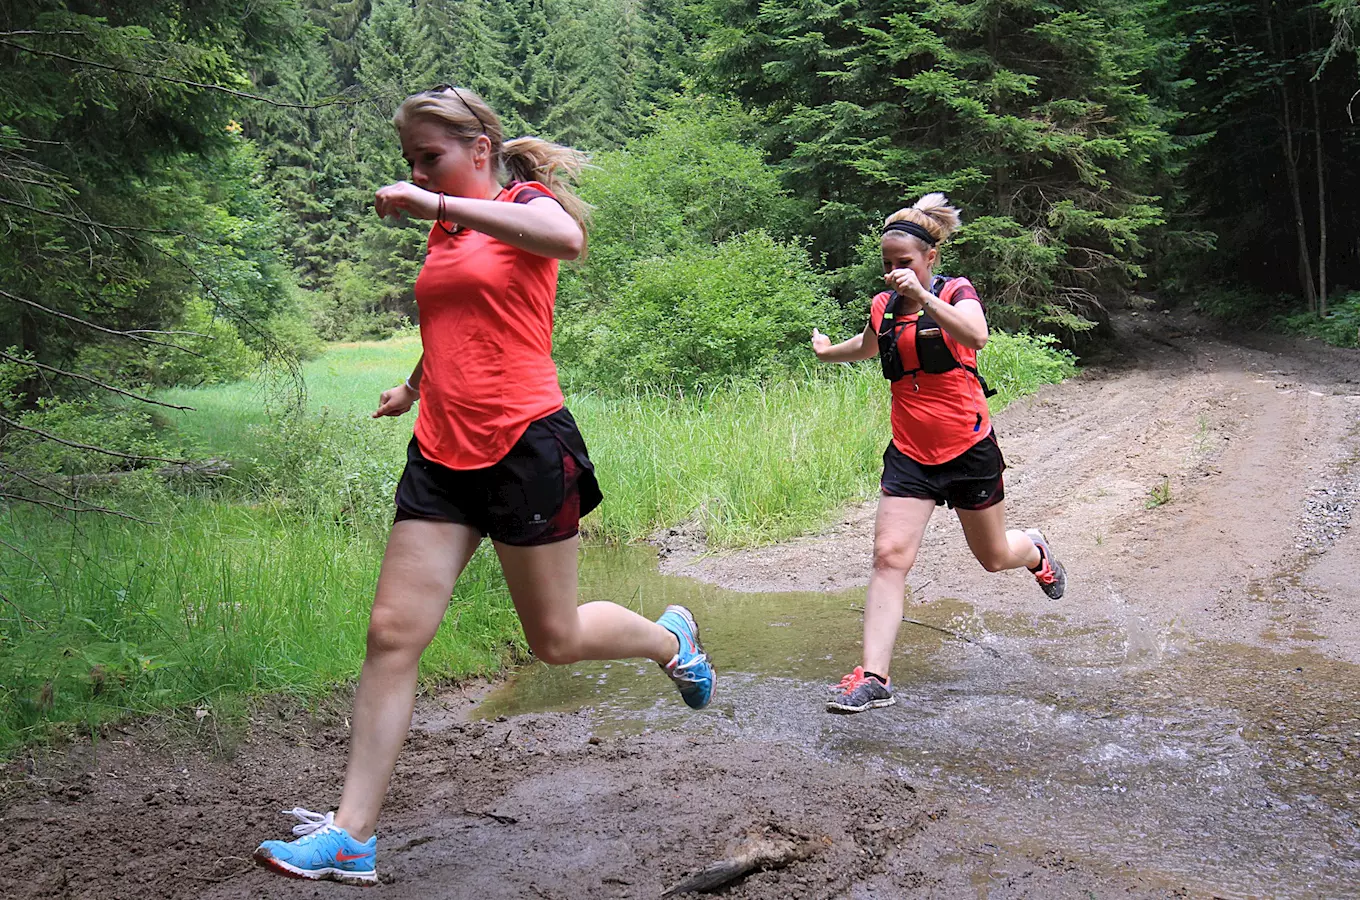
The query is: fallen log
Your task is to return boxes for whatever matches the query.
[53,458,232,488]
[661,829,827,897]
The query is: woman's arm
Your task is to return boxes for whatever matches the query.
[374,183,584,260]
[812,320,879,363]
[884,269,989,350]
[372,354,424,418]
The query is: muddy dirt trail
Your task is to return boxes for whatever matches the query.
[3,310,1358,900]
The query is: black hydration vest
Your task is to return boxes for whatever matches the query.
[877,276,997,397]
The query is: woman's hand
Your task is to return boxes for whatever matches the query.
[374,182,440,222]
[811,327,832,360]
[811,323,878,363]
[372,382,418,418]
[884,268,931,309]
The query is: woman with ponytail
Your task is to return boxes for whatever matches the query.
[252,86,715,885]
[812,193,1066,714]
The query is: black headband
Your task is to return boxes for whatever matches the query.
[425,84,489,135]
[882,220,937,245]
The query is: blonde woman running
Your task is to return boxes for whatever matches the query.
[252,86,714,885]
[812,194,1066,714]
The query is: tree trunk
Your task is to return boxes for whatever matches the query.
[1266,0,1318,312]
[1281,84,1318,313]
[1310,14,1328,316]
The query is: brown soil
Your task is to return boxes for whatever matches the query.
[0,701,1188,900]
[2,309,1355,900]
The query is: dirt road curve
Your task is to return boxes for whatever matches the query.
[2,310,1356,899]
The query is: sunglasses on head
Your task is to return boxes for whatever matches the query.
[423,84,489,135]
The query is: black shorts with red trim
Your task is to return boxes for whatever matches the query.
[394,407,603,546]
[881,430,1005,511]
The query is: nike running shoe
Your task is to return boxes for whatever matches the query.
[827,666,895,713]
[254,808,377,886]
[656,604,715,709]
[1025,528,1067,600]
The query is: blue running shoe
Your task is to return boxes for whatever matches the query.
[656,604,715,709]
[254,808,377,886]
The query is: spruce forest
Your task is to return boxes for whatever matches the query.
[3,0,1358,419]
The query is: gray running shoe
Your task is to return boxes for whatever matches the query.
[1025,528,1066,600]
[826,666,895,714]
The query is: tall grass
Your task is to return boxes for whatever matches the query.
[577,330,1077,545]
[0,500,521,751]
[161,328,1075,548]
[574,371,886,545]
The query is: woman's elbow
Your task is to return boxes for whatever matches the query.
[967,331,989,352]
[558,226,585,260]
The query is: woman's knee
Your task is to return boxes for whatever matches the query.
[974,549,1011,573]
[366,603,435,657]
[872,542,917,575]
[526,619,583,665]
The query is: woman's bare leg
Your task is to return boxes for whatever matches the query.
[333,519,482,841]
[861,496,937,678]
[493,536,678,665]
[955,501,1041,572]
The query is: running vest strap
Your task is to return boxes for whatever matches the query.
[877,275,997,397]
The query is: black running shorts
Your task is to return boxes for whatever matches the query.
[880,430,1005,511]
[393,407,603,546]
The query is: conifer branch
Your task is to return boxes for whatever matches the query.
[0,352,194,410]
[0,38,360,110]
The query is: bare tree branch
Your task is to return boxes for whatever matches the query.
[0,351,194,410]
[0,461,90,505]
[0,414,188,465]
[0,491,154,523]
[0,38,358,111]
[0,289,202,356]
[0,195,202,239]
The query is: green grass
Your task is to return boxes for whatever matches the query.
[159,331,424,461]
[0,499,521,752]
[1279,293,1360,349]
[0,326,1074,753]
[161,328,1076,547]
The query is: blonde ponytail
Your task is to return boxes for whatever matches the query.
[502,137,592,235]
[884,193,962,244]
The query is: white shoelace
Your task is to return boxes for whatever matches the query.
[283,807,341,841]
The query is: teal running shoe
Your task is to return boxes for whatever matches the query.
[253,808,377,886]
[656,604,715,709]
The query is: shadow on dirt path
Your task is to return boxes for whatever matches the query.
[2,310,1357,899]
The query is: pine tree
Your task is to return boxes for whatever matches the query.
[705,0,1178,328]
[1161,0,1360,312]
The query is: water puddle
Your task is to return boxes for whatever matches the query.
[479,544,1360,898]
